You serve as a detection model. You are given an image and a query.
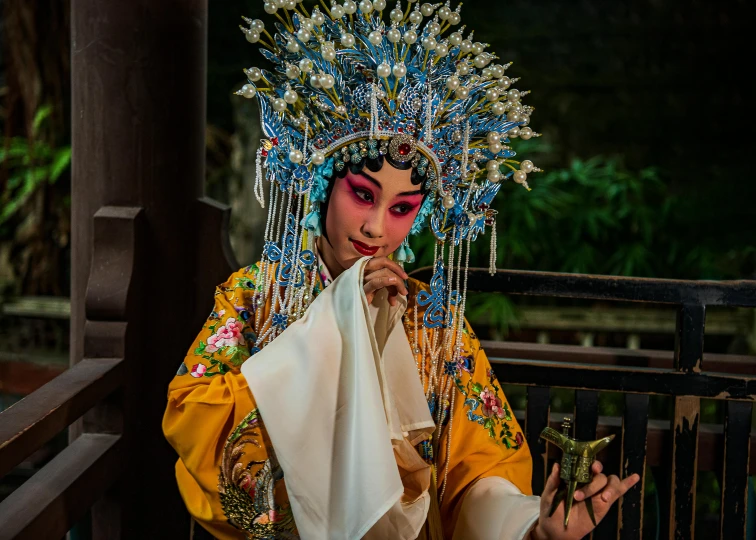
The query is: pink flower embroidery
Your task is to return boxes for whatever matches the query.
[515,432,524,447]
[480,387,505,419]
[191,363,207,378]
[206,317,245,352]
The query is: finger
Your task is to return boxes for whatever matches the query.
[365,256,408,279]
[364,269,408,295]
[598,475,624,503]
[619,474,641,493]
[542,463,560,500]
[591,460,603,475]
[363,275,399,294]
[574,473,607,501]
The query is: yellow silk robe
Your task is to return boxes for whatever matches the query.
[163,262,532,539]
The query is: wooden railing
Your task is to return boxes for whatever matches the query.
[0,207,143,539]
[411,266,756,540]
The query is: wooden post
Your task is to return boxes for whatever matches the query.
[70,0,234,536]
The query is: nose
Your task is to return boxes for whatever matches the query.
[361,209,385,240]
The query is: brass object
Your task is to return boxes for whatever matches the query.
[540,417,614,527]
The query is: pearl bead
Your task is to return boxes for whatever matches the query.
[442,194,456,209]
[373,0,387,10]
[456,63,471,75]
[448,12,461,24]
[481,68,492,79]
[311,151,326,165]
[491,65,504,78]
[274,0,286,7]
[392,63,407,78]
[246,67,262,81]
[451,131,462,142]
[435,43,449,57]
[341,33,355,47]
[421,36,437,50]
[519,127,534,140]
[519,115,530,127]
[390,7,403,21]
[507,110,521,122]
[473,55,488,68]
[310,73,321,87]
[312,9,325,24]
[455,86,469,99]
[448,32,462,46]
[409,11,422,24]
[289,149,304,163]
[387,28,401,43]
[369,30,382,45]
[245,31,260,43]
[486,159,499,172]
[343,0,357,14]
[472,42,485,54]
[322,47,336,61]
[513,170,527,184]
[403,30,418,44]
[487,170,502,183]
[491,102,507,115]
[510,102,523,112]
[302,18,314,30]
[428,22,441,36]
[487,131,500,144]
[508,127,520,138]
[507,89,521,102]
[241,84,256,98]
[331,5,344,18]
[420,3,434,16]
[485,88,499,101]
[285,65,300,79]
[446,75,460,90]
[376,62,391,78]
[297,28,311,42]
[459,40,472,53]
[320,73,335,88]
[520,160,534,173]
[359,0,373,13]
[299,58,313,73]
[284,89,298,104]
[285,0,296,8]
[250,19,265,31]
[272,98,287,112]
[264,2,277,14]
[438,6,451,19]
[286,39,300,53]
[497,76,511,90]
[489,142,502,154]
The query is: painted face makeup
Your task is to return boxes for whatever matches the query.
[319,162,423,277]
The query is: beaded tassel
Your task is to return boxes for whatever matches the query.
[370,83,379,139]
[489,216,497,275]
[254,148,265,208]
[424,81,434,144]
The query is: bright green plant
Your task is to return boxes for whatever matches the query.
[1,105,71,227]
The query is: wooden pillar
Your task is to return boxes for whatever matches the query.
[70,0,233,536]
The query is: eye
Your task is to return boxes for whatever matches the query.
[391,203,413,215]
[352,186,374,203]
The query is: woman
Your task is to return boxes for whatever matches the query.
[163,2,638,538]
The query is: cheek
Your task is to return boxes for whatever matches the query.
[382,209,421,252]
[325,182,367,241]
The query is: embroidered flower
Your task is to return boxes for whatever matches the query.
[515,432,524,447]
[480,387,505,419]
[191,363,207,377]
[206,317,245,352]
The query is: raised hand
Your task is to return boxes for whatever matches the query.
[531,461,640,540]
[362,256,408,306]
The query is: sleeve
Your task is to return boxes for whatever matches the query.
[436,318,536,538]
[162,265,268,540]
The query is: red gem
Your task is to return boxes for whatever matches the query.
[398,143,411,156]
[261,149,269,157]
[398,127,404,133]
[271,137,279,146]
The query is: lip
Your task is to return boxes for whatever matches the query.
[350,238,380,256]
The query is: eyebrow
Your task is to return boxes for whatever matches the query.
[357,170,423,197]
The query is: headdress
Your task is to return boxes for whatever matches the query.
[236,0,540,353]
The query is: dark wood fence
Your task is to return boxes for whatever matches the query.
[412,266,756,540]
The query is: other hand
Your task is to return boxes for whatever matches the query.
[362,256,408,306]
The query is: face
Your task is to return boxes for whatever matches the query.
[319,161,423,276]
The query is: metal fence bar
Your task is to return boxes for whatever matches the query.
[0,433,122,540]
[526,386,551,495]
[619,394,649,540]
[720,400,752,539]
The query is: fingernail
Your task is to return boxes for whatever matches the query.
[602,493,609,502]
[574,492,582,501]
[389,277,396,282]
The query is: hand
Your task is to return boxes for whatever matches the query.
[531,461,640,540]
[362,256,408,307]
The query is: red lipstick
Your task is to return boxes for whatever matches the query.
[351,238,380,256]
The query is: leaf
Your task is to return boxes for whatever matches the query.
[49,148,72,183]
[32,105,53,135]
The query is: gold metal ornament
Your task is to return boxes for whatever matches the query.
[540,417,614,528]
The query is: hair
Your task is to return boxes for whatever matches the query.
[319,154,430,243]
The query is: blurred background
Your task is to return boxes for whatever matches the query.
[0,0,754,537]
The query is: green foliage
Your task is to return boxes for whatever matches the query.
[0,105,72,229]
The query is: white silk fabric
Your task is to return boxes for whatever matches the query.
[242,257,435,540]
